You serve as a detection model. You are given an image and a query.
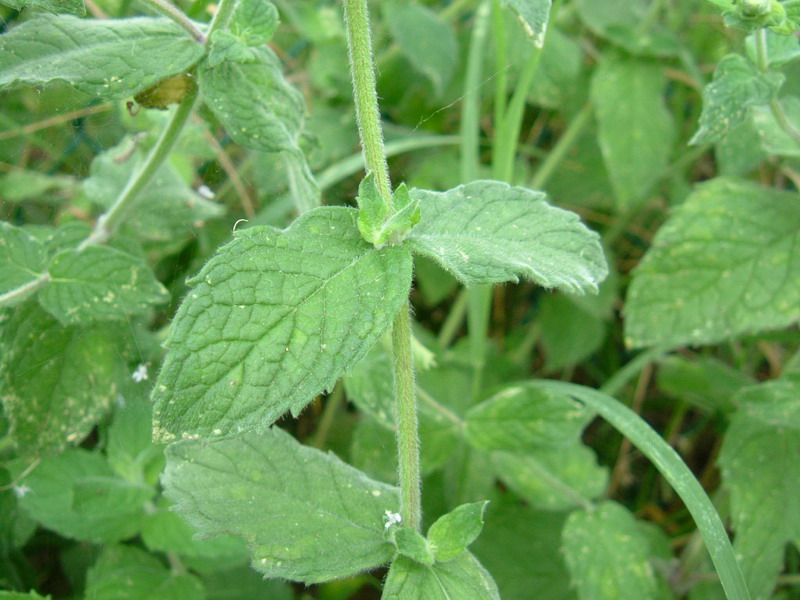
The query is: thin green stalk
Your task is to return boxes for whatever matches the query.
[343,0,393,210]
[492,0,508,149]
[438,288,468,348]
[600,347,670,398]
[460,0,492,182]
[142,0,205,43]
[311,384,345,449]
[537,381,751,600]
[530,100,593,189]
[79,89,199,248]
[492,45,543,181]
[467,285,492,401]
[392,301,422,531]
[755,28,800,146]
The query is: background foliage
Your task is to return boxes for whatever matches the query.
[1,0,800,598]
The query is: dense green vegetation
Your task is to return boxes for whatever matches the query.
[1,0,800,598]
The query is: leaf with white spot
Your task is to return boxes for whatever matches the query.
[163,427,399,584]
[0,15,205,98]
[719,379,800,600]
[406,180,607,293]
[152,206,412,442]
[0,222,47,307]
[562,501,658,600]
[38,246,169,325]
[625,177,800,348]
[690,53,784,145]
[1,304,120,458]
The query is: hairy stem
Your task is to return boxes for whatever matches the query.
[392,301,422,531]
[343,0,393,211]
[142,0,205,43]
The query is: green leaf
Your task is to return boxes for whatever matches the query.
[37,246,168,325]
[745,30,800,69]
[624,177,800,348]
[562,501,658,600]
[356,173,390,244]
[141,507,249,571]
[539,293,607,370]
[591,53,674,208]
[9,449,151,542]
[199,46,305,153]
[0,469,37,552]
[0,170,78,204]
[406,180,607,292]
[206,31,257,68]
[690,54,784,145]
[0,592,51,599]
[1,304,119,457]
[719,379,800,600]
[83,136,222,246]
[230,0,279,46]
[0,222,47,307]
[152,207,412,442]
[201,567,293,600]
[383,1,458,97]
[751,97,800,157]
[656,355,754,413]
[574,0,679,57]
[465,382,593,452]
[85,544,205,600]
[106,384,164,485]
[382,553,500,600]
[393,528,435,566]
[427,501,488,562]
[0,0,83,15]
[471,499,575,600]
[163,428,399,584]
[501,0,552,47]
[0,15,205,99]
[491,444,608,511]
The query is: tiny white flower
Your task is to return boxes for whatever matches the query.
[197,185,215,199]
[383,510,402,530]
[13,485,31,498]
[132,363,149,383]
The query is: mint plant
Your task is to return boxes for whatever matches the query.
[2,0,800,598]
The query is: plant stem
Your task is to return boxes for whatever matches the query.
[460,0,491,182]
[79,89,199,249]
[142,0,205,43]
[205,0,237,41]
[343,0,393,211]
[0,273,50,309]
[755,28,800,147]
[530,100,593,189]
[343,0,421,531]
[392,301,422,531]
